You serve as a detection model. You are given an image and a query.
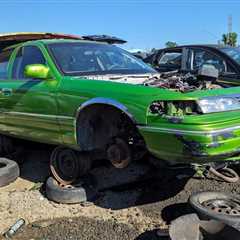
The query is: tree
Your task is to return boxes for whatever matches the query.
[165,41,177,48]
[222,32,238,47]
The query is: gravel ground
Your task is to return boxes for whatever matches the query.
[1,148,240,240]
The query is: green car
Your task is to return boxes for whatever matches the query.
[1,32,240,183]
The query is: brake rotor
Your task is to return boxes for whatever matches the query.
[107,138,131,168]
[202,198,240,216]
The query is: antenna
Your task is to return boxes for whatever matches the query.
[227,14,232,45]
[228,14,232,34]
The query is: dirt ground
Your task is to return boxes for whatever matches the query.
[0,147,240,240]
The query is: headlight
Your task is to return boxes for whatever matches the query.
[198,97,240,113]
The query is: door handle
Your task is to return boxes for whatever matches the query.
[2,88,12,96]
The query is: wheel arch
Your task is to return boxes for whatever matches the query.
[75,97,139,151]
[76,97,137,124]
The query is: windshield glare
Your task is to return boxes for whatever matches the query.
[48,42,156,76]
[221,47,240,64]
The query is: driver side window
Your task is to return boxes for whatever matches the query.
[12,46,46,79]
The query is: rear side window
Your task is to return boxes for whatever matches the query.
[0,50,13,79]
[158,52,182,66]
[12,46,46,79]
[191,49,227,73]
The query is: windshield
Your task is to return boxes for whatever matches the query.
[48,42,156,76]
[221,47,240,65]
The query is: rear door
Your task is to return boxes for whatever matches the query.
[2,44,62,144]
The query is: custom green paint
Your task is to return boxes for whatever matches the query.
[24,64,52,79]
[2,38,240,165]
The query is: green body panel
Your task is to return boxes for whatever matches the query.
[2,39,240,164]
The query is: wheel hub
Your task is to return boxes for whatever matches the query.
[107,138,131,169]
[202,198,240,216]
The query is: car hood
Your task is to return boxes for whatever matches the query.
[68,76,240,101]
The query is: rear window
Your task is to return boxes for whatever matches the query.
[0,49,13,79]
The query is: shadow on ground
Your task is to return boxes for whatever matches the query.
[13,143,195,211]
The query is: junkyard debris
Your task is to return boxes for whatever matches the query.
[208,166,239,183]
[3,218,25,238]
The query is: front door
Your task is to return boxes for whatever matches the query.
[2,45,61,144]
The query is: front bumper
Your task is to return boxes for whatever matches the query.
[138,124,240,164]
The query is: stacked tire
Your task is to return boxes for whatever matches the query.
[0,158,20,187]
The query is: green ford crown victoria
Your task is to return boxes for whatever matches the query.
[1,33,240,183]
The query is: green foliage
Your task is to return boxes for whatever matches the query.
[222,32,238,47]
[165,41,177,48]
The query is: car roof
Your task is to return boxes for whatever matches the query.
[0,32,82,50]
[0,32,126,50]
[158,44,236,51]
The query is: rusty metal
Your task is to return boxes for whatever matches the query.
[50,147,92,185]
[3,218,25,238]
[107,138,131,169]
[50,146,80,185]
[202,198,240,216]
[209,166,239,183]
[0,32,82,50]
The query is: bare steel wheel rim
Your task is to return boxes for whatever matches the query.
[50,147,80,185]
[202,198,240,216]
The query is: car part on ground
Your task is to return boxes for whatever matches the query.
[0,158,20,187]
[189,191,240,231]
[169,213,240,240]
[208,166,239,183]
[50,147,92,185]
[45,177,97,204]
[3,218,25,238]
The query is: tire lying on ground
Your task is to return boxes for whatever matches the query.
[0,158,20,187]
[189,191,240,230]
[46,177,97,204]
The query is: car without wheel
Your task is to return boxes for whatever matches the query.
[1,33,240,184]
[144,44,240,86]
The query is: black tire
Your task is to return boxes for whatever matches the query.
[46,177,97,204]
[189,191,240,229]
[0,158,20,187]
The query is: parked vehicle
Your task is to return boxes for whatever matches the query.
[1,33,240,183]
[144,45,240,86]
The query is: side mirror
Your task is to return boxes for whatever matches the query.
[24,64,52,79]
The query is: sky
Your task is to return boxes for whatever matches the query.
[1,0,240,50]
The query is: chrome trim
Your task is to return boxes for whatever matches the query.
[199,93,240,100]
[138,125,240,136]
[5,111,74,120]
[76,97,136,122]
